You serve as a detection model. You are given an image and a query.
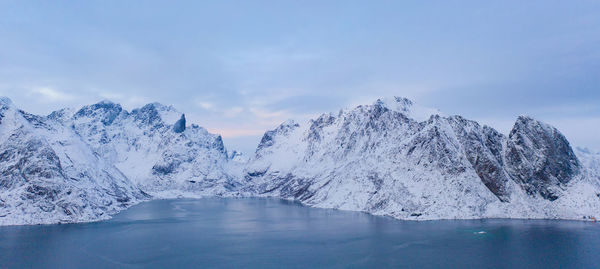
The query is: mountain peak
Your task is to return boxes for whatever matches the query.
[173,114,186,133]
[511,115,556,139]
[77,100,123,112]
[374,96,442,122]
[47,107,75,122]
[73,100,124,125]
[375,96,413,106]
[507,115,581,200]
[515,115,540,125]
[141,102,176,112]
[130,102,180,127]
[0,96,14,108]
[97,99,117,105]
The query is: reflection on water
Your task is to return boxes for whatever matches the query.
[1,198,599,268]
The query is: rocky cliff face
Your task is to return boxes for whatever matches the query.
[244,97,600,220]
[505,116,580,200]
[447,116,512,202]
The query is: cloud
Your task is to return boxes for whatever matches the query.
[247,107,292,126]
[223,106,244,118]
[223,47,322,69]
[29,87,74,102]
[195,100,215,111]
[97,91,124,100]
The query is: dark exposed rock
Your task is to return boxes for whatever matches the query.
[404,116,468,174]
[448,116,511,202]
[116,197,130,203]
[152,160,181,175]
[26,185,59,200]
[173,114,186,133]
[247,170,267,177]
[212,135,226,154]
[73,101,124,126]
[256,120,299,153]
[228,150,242,160]
[334,104,417,158]
[0,97,12,125]
[0,134,64,184]
[307,114,336,143]
[131,103,166,127]
[505,116,581,200]
[47,108,73,122]
[20,111,49,128]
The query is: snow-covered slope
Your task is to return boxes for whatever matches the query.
[576,148,600,189]
[244,97,600,220]
[0,98,148,225]
[65,101,240,198]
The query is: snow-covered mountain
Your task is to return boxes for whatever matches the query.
[0,98,239,225]
[66,101,239,198]
[0,98,148,225]
[1,96,599,225]
[244,97,600,220]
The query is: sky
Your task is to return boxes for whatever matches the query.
[0,1,599,154]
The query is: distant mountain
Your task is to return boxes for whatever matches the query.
[1,96,599,225]
[243,97,600,220]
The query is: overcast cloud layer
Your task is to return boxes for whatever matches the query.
[1,1,599,153]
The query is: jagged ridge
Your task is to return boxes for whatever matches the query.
[0,98,239,225]
[1,96,599,225]
[244,97,600,220]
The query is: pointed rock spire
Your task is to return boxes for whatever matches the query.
[173,114,186,133]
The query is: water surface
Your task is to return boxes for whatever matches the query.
[1,198,599,268]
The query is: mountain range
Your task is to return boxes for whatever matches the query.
[1,96,599,225]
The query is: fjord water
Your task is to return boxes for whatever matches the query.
[1,199,599,268]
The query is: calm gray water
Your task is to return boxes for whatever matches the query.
[1,198,600,268]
